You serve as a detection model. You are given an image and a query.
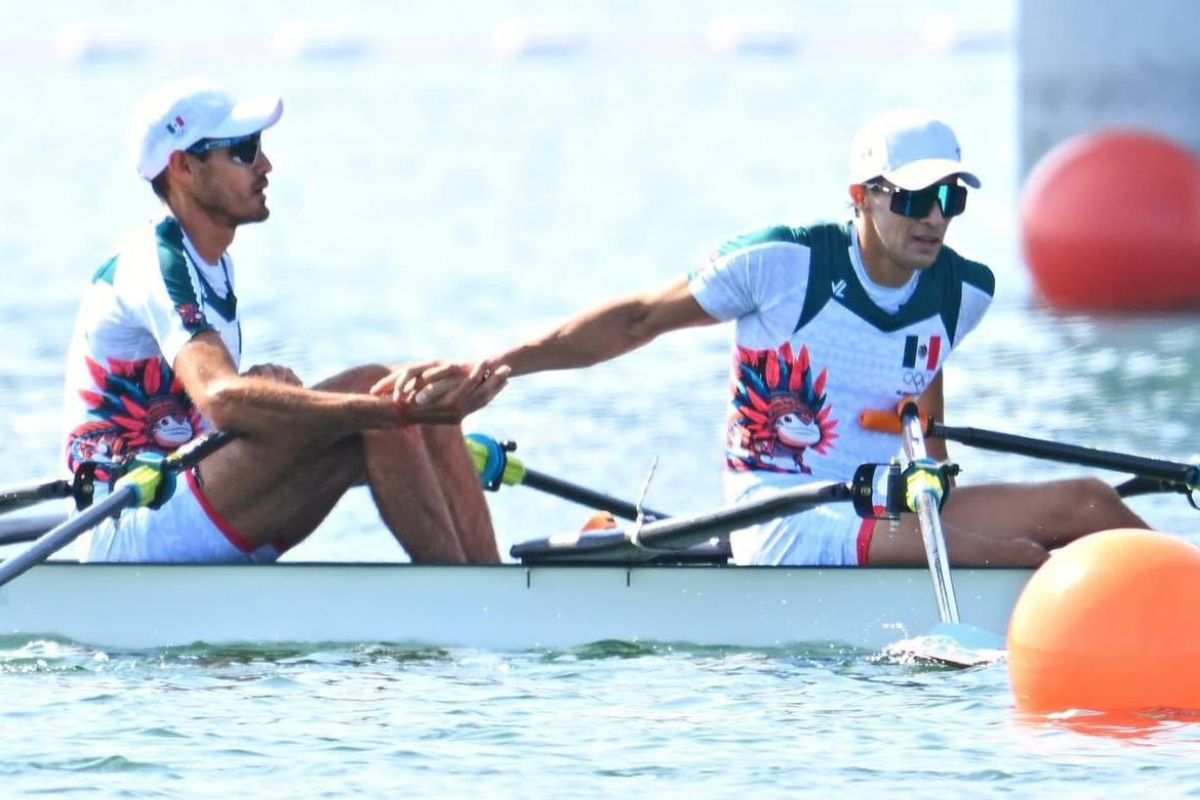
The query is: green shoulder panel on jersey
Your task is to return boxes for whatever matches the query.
[155,217,211,334]
[155,219,200,307]
[790,222,995,343]
[92,255,118,285]
[711,223,842,335]
[790,222,851,332]
[957,254,995,298]
[909,245,995,345]
[713,224,809,258]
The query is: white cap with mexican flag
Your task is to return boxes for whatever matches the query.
[129,76,283,181]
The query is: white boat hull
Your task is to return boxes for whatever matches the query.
[0,562,1031,651]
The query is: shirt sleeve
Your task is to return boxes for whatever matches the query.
[954,281,994,344]
[688,240,814,326]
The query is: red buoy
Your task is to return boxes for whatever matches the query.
[1020,131,1200,312]
[1008,528,1200,714]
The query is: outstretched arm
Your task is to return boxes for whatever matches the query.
[486,277,718,377]
[370,277,717,407]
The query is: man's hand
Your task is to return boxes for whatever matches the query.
[242,363,303,386]
[370,360,510,424]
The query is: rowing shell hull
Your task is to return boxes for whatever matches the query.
[0,562,1031,651]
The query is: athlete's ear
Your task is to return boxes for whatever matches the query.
[166,150,197,182]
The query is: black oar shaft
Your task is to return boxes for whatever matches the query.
[932,423,1198,484]
[511,480,852,563]
[521,467,669,521]
[634,481,848,544]
[0,479,72,513]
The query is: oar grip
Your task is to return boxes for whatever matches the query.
[465,434,526,491]
[904,457,949,512]
[859,399,932,436]
[113,452,176,509]
[859,410,903,434]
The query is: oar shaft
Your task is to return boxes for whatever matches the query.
[635,481,849,545]
[0,512,67,545]
[931,423,1197,485]
[901,405,960,625]
[521,467,669,521]
[511,480,852,563]
[0,486,136,586]
[0,479,72,514]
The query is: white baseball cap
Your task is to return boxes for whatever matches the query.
[129,76,283,181]
[849,108,980,190]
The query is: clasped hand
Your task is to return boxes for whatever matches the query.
[370,360,510,424]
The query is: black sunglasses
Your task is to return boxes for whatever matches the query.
[866,182,968,219]
[186,132,262,166]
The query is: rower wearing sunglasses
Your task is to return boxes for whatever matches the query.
[60,77,507,564]
[397,106,1146,568]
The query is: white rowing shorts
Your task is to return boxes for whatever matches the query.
[76,469,280,563]
[728,485,877,566]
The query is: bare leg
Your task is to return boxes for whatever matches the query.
[360,426,467,562]
[868,477,1147,567]
[193,428,366,552]
[192,364,499,563]
[419,425,500,562]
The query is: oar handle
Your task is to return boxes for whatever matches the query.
[860,409,930,436]
[464,434,527,488]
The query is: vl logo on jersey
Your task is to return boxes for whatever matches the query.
[902,334,942,370]
[831,279,847,298]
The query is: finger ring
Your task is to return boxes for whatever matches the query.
[481,368,492,381]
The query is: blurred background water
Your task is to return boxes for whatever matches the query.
[3,0,1200,795]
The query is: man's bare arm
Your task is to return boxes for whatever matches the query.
[174,332,500,437]
[487,277,718,377]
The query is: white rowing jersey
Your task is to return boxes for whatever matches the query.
[688,221,994,503]
[62,215,242,479]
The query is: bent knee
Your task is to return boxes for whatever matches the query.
[1072,476,1124,508]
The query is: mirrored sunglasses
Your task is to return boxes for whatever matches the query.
[867,182,968,219]
[185,132,262,166]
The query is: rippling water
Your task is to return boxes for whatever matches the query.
[5,638,1200,797]
[4,0,1200,795]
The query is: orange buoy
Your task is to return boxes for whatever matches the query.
[1008,528,1200,713]
[1019,130,1200,312]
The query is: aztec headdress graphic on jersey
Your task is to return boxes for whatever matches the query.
[66,355,202,475]
[728,343,838,475]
